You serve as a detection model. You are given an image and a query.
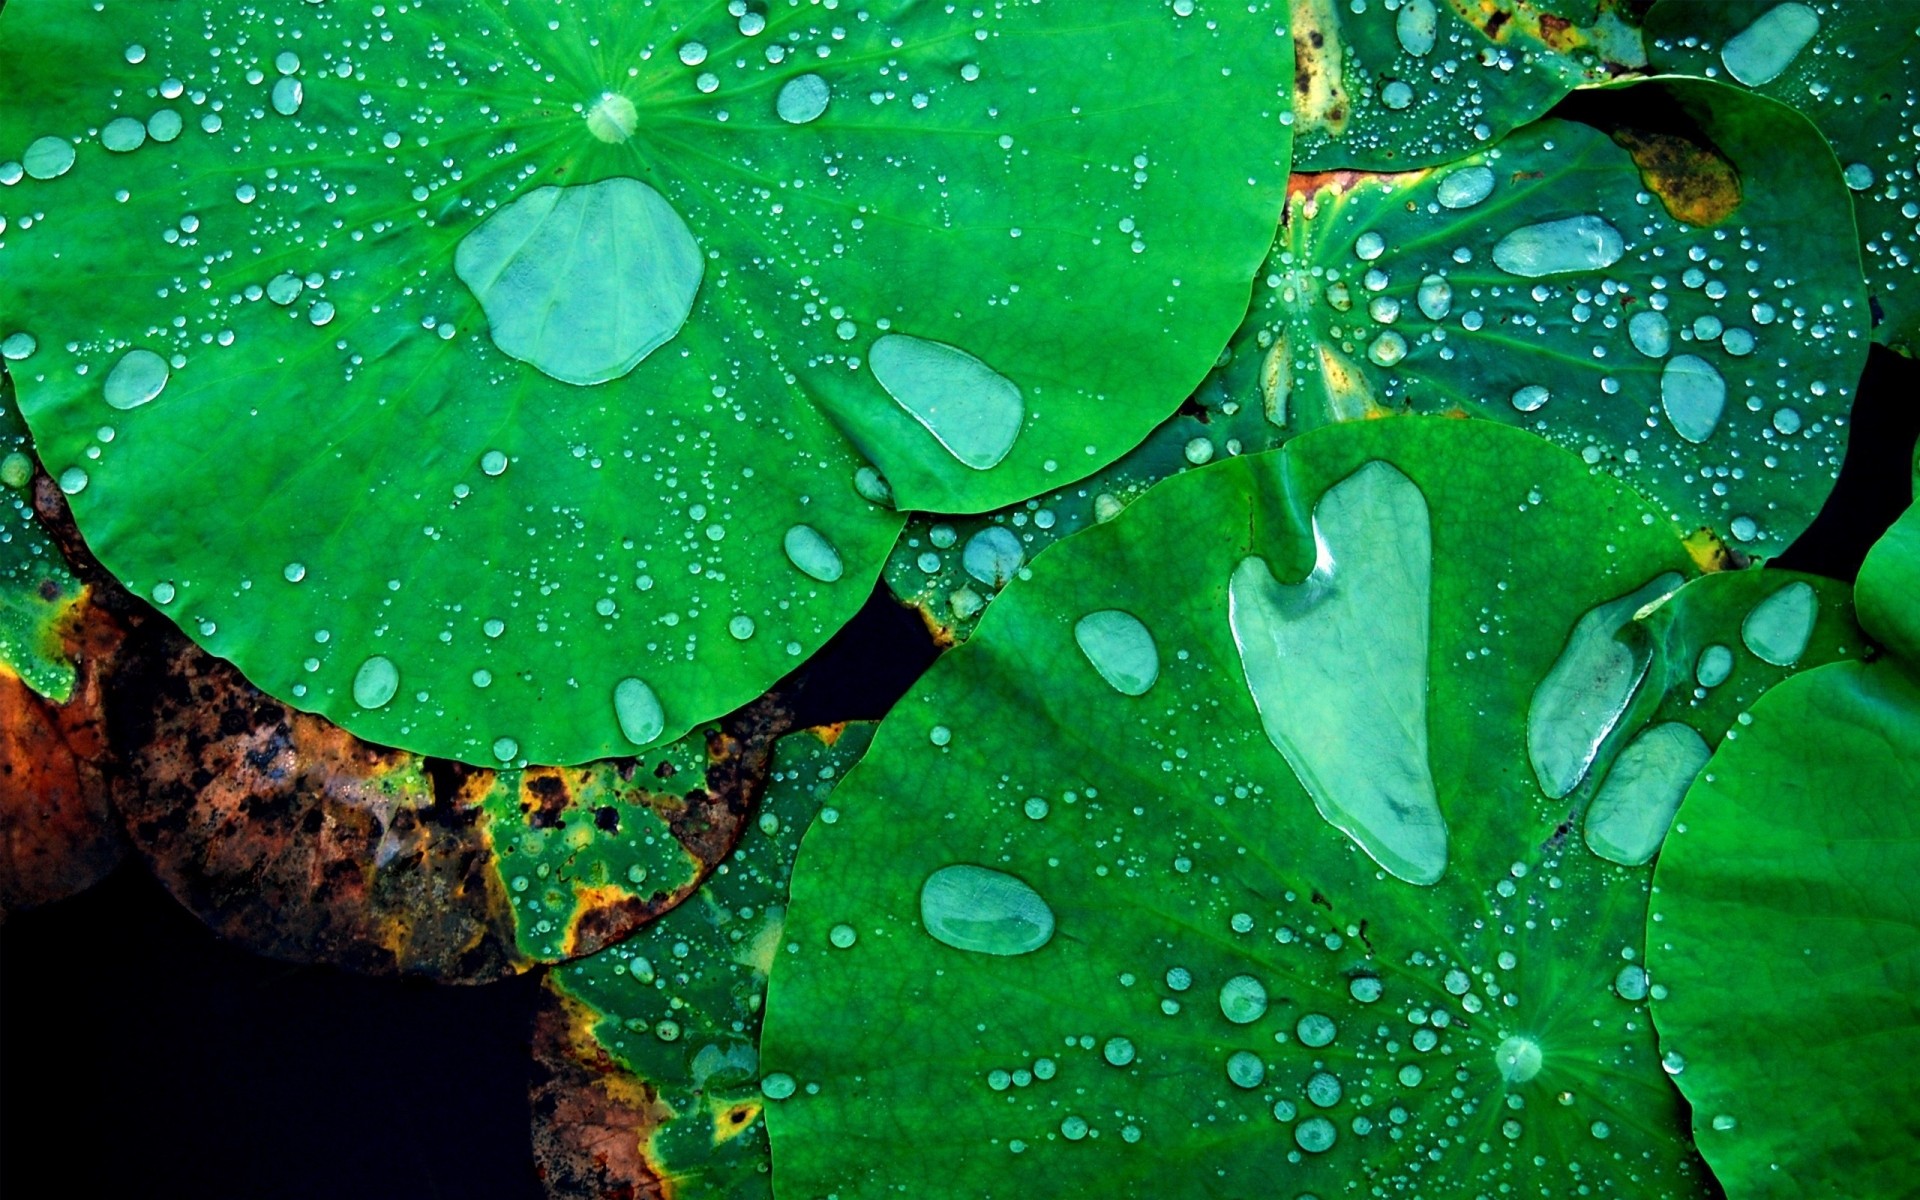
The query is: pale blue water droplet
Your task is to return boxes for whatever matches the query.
[1436,166,1495,210]
[678,41,709,66]
[729,614,756,640]
[1059,1115,1088,1141]
[150,581,177,605]
[614,677,665,745]
[1023,796,1049,820]
[1074,610,1159,697]
[1742,581,1816,666]
[1297,1013,1337,1047]
[1368,330,1407,367]
[962,526,1023,587]
[1295,1117,1337,1153]
[761,1072,797,1099]
[1395,0,1437,56]
[147,109,184,143]
[919,864,1055,956]
[1228,462,1446,885]
[829,923,857,948]
[1495,1036,1544,1082]
[492,736,519,762]
[1492,216,1624,277]
[1721,3,1820,86]
[1584,722,1711,865]
[102,117,148,153]
[1695,643,1734,687]
[104,349,170,410]
[1629,311,1671,358]
[1380,80,1414,109]
[0,332,36,361]
[1614,964,1649,1000]
[1306,1070,1343,1105]
[1103,1037,1136,1067]
[1354,231,1386,261]
[783,524,844,582]
[1416,274,1452,321]
[586,93,639,143]
[1218,974,1268,1024]
[1511,385,1550,413]
[1527,573,1684,798]
[1660,354,1726,443]
[57,466,88,495]
[353,655,399,709]
[777,73,831,124]
[869,334,1024,470]
[271,77,304,116]
[853,465,894,507]
[1844,162,1876,191]
[1227,1051,1265,1088]
[1349,976,1383,1003]
[23,136,75,181]
[454,179,702,386]
[283,562,307,583]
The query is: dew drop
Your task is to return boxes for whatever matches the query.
[1584,722,1711,866]
[776,73,832,124]
[492,736,519,762]
[352,655,399,709]
[783,524,844,582]
[613,676,666,745]
[962,526,1023,587]
[1695,643,1734,688]
[1227,1051,1266,1089]
[103,349,170,410]
[1103,1037,1136,1067]
[1491,215,1625,277]
[271,77,304,116]
[1510,385,1550,413]
[1494,1035,1543,1083]
[1394,0,1437,56]
[1720,3,1820,86]
[1415,274,1452,321]
[1741,581,1816,666]
[1295,1117,1337,1153]
[1435,166,1495,210]
[1074,609,1160,697]
[101,117,148,153]
[868,334,1023,470]
[1296,1013,1336,1047]
[1660,354,1727,443]
[1218,974,1269,1025]
[22,136,75,181]
[919,864,1055,956]
[1628,310,1671,358]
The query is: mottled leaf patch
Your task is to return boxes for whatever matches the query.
[0,367,82,701]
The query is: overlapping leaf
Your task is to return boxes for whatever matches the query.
[0,367,82,700]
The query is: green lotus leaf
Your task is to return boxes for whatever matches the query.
[0,0,1292,765]
[548,722,873,1198]
[1647,504,1920,1198]
[763,416,1734,1199]
[1644,1,1920,355]
[1289,0,1647,172]
[0,366,83,701]
[888,78,1865,640]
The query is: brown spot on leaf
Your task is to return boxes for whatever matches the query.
[1610,126,1742,227]
[530,986,672,1200]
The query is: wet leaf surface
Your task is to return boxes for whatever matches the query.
[0,0,1293,765]
[538,724,873,1199]
[1645,0,1920,355]
[765,417,1745,1199]
[0,366,82,701]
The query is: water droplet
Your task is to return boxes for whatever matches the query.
[586,93,639,143]
[1227,1051,1266,1089]
[1614,964,1649,1001]
[1395,0,1437,56]
[1711,1113,1737,1132]
[614,677,666,745]
[829,923,858,948]
[1660,355,1726,443]
[1228,462,1446,885]
[777,73,832,124]
[1662,1050,1687,1075]
[1296,1013,1337,1047]
[271,77,304,116]
[492,736,519,761]
[919,864,1055,956]
[1165,967,1192,991]
[1436,166,1495,210]
[1695,643,1734,688]
[678,41,709,66]
[962,526,1023,587]
[283,562,307,583]
[352,655,399,709]
[853,465,894,507]
[454,179,702,386]
[729,614,756,640]
[1491,215,1624,278]
[1218,974,1269,1024]
[1510,385,1550,413]
[761,1072,797,1099]
[1023,796,1049,820]
[1494,1035,1543,1083]
[150,581,177,605]
[1348,976,1383,1003]
[1367,330,1407,367]
[101,117,148,153]
[1294,1117,1337,1153]
[1103,1037,1136,1067]
[103,349,170,410]
[1354,231,1386,261]
[1584,722,1711,866]
[868,334,1023,470]
[1629,311,1671,358]
[1721,3,1820,86]
[1741,581,1816,666]
[783,524,844,582]
[147,109,184,143]
[0,453,30,489]
[1527,574,1683,798]
[1844,162,1875,192]
[57,466,88,495]
[23,136,75,181]
[1306,1070,1343,1106]
[1415,274,1452,321]
[1059,1115,1088,1141]
[1,332,37,361]
[1398,1064,1424,1087]
[1074,610,1160,697]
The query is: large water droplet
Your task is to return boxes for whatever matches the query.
[919,864,1055,956]
[103,349,170,410]
[1660,355,1726,444]
[454,179,702,386]
[1295,1117,1337,1153]
[1416,274,1452,321]
[1527,574,1684,798]
[1695,643,1734,687]
[271,76,304,116]
[1395,0,1437,56]
[1628,310,1671,358]
[1741,581,1816,666]
[1494,1035,1544,1083]
[1074,609,1159,697]
[962,526,1023,587]
[1721,2,1820,86]
[586,93,640,143]
[1436,166,1495,210]
[776,73,832,124]
[1218,974,1269,1024]
[868,335,1024,470]
[783,524,844,582]
[1228,461,1446,885]
[614,677,665,745]
[101,117,148,153]
[22,136,75,181]
[1584,722,1711,866]
[1491,215,1625,278]
[352,655,399,709]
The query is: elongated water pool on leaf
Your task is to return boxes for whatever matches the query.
[0,0,1293,763]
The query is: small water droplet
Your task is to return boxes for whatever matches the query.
[1395,0,1437,56]
[101,117,148,153]
[1218,974,1268,1024]
[1494,1035,1543,1083]
[1103,1037,1136,1067]
[271,76,304,116]
[1629,310,1671,358]
[761,1072,797,1100]
[1695,643,1734,687]
[492,736,519,761]
[1294,1117,1337,1153]
[1510,385,1550,413]
[829,923,857,948]
[57,466,88,494]
[1227,1051,1266,1089]
[1296,1013,1336,1047]
[22,136,75,181]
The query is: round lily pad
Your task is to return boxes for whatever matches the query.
[1645,0,1920,355]
[763,417,1720,1198]
[0,0,1292,764]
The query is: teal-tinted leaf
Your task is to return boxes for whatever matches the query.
[888,79,1865,640]
[1290,0,1646,170]
[0,0,1292,764]
[0,365,82,701]
[763,417,1721,1199]
[547,723,872,1198]
[1856,500,1920,661]
[1645,1,1920,354]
